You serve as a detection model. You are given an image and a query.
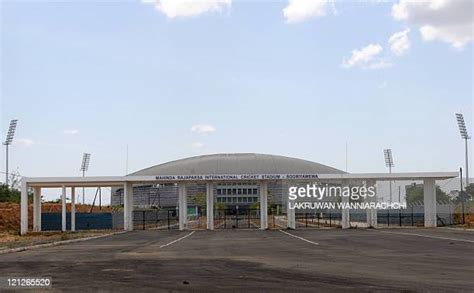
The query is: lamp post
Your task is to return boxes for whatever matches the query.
[456,113,470,186]
[80,153,91,204]
[384,149,394,203]
[3,119,18,187]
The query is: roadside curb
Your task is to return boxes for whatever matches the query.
[0,230,129,255]
[439,227,474,232]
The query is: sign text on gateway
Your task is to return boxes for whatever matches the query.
[154,174,319,181]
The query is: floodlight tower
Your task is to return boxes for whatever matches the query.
[3,119,18,187]
[384,149,394,203]
[80,153,91,204]
[456,113,470,186]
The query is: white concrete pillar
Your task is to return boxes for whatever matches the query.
[124,182,134,231]
[423,179,437,227]
[365,180,377,228]
[206,182,214,230]
[341,181,350,229]
[20,178,28,235]
[71,187,76,232]
[259,181,268,230]
[61,185,67,232]
[287,198,295,229]
[178,183,188,230]
[33,187,41,232]
[284,180,295,229]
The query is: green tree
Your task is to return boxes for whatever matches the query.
[465,183,474,198]
[406,184,450,204]
[0,169,32,203]
[250,202,259,210]
[192,192,207,209]
[0,184,21,202]
[214,202,226,211]
[0,184,33,203]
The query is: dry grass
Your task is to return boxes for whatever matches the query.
[0,230,111,250]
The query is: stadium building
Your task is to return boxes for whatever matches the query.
[20,153,458,234]
[110,153,344,209]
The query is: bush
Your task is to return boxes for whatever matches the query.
[0,184,21,203]
[0,184,32,203]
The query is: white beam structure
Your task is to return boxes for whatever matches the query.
[20,179,28,235]
[33,187,41,232]
[19,171,457,235]
[124,182,134,231]
[61,185,67,232]
[206,182,214,230]
[178,183,188,231]
[259,181,268,230]
[423,179,437,227]
[71,187,76,232]
[365,180,377,228]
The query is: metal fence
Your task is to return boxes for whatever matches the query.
[131,209,179,230]
[41,201,471,231]
[41,213,113,231]
[295,212,342,228]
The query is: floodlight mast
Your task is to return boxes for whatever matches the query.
[80,153,91,204]
[456,113,470,186]
[384,149,394,203]
[3,119,18,188]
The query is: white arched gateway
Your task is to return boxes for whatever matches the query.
[20,153,458,235]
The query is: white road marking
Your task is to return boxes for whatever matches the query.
[376,230,474,243]
[279,229,319,246]
[159,231,195,249]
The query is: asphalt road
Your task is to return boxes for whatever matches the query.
[0,228,472,292]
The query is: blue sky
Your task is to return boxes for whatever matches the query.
[0,0,472,201]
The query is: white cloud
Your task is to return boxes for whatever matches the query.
[190,124,216,134]
[14,138,35,147]
[143,0,231,18]
[392,0,473,48]
[192,142,204,148]
[63,129,79,135]
[388,28,410,55]
[283,0,334,23]
[342,43,390,69]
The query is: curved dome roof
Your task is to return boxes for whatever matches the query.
[130,153,344,176]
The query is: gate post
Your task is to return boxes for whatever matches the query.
[423,179,437,227]
[287,198,296,229]
[33,187,42,232]
[20,178,29,235]
[61,185,67,232]
[124,182,134,231]
[178,183,188,230]
[206,182,214,230]
[341,181,350,229]
[365,180,377,228]
[259,181,268,230]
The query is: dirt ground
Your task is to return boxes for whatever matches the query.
[0,203,112,233]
